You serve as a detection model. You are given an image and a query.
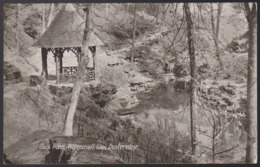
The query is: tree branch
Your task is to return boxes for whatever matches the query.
[215,144,238,155]
[197,144,212,150]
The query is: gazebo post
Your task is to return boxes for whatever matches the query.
[78,47,82,65]
[55,48,61,84]
[60,53,63,73]
[41,48,48,79]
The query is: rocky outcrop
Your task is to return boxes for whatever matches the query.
[48,83,117,108]
[49,85,73,97]
[85,83,117,108]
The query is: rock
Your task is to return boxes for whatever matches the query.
[56,90,65,97]
[5,71,21,80]
[4,130,57,164]
[108,63,120,67]
[118,98,129,108]
[174,79,191,92]
[101,84,117,95]
[130,82,143,87]
[30,75,43,86]
[198,64,209,74]
[3,153,13,164]
[49,85,58,95]
[49,86,73,96]
[4,61,21,81]
[86,84,117,108]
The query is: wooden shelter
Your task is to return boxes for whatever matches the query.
[33,3,105,84]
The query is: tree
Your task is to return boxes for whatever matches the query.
[142,3,146,18]
[197,84,240,163]
[184,3,197,155]
[131,4,137,63]
[42,4,45,34]
[159,3,170,33]
[210,3,224,71]
[106,3,109,22]
[63,4,92,136]
[15,4,20,52]
[243,2,257,163]
[46,3,54,28]
[123,3,129,25]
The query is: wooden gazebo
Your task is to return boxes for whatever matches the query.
[33,3,105,84]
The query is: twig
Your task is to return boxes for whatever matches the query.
[197,144,212,150]
[215,144,238,155]
[200,132,213,138]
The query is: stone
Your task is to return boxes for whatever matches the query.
[101,84,117,95]
[5,72,21,81]
[4,62,21,81]
[49,85,58,95]
[30,75,43,86]
[118,98,128,108]
[86,84,117,108]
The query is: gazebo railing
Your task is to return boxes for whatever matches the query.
[62,66,95,81]
[63,66,78,77]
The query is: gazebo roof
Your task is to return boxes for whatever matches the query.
[32,3,105,48]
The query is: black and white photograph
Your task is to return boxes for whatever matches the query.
[2,1,257,164]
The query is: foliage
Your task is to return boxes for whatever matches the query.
[105,15,156,41]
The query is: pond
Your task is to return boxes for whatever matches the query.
[118,79,247,163]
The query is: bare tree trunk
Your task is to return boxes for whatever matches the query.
[156,4,161,24]
[124,3,129,26]
[142,4,146,18]
[159,4,164,33]
[42,4,45,34]
[15,4,20,52]
[210,3,224,71]
[212,120,216,163]
[244,2,257,163]
[106,4,108,21]
[215,3,222,43]
[184,3,197,155]
[46,3,54,28]
[159,4,170,33]
[131,4,137,63]
[63,4,92,136]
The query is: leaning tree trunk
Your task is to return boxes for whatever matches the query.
[184,3,197,156]
[244,2,257,163]
[63,4,92,136]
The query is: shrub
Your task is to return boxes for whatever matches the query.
[173,63,188,78]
